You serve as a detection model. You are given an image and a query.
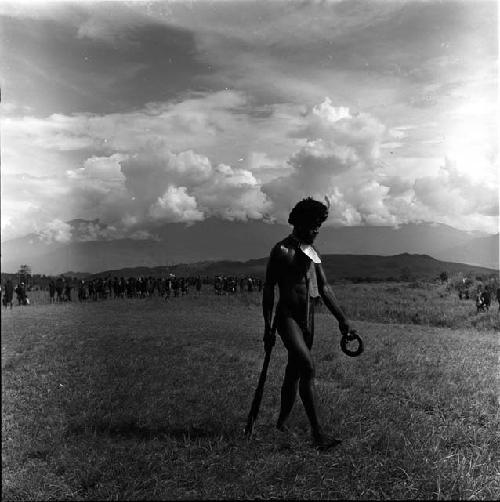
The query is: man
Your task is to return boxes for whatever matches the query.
[78,280,86,302]
[262,197,355,450]
[48,279,56,303]
[15,282,27,305]
[64,280,72,302]
[481,286,491,311]
[247,276,254,293]
[476,289,485,313]
[3,279,14,309]
[55,277,64,302]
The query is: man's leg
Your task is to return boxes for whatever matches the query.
[278,317,322,436]
[276,351,300,431]
[279,316,341,449]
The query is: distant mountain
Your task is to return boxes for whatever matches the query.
[433,234,499,270]
[90,253,497,282]
[1,218,497,274]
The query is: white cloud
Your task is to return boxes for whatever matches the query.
[122,151,272,224]
[1,91,498,241]
[149,185,204,223]
[68,154,127,183]
[263,98,393,225]
[413,159,499,217]
[38,219,72,244]
[193,164,272,221]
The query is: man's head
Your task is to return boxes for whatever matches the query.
[288,197,329,244]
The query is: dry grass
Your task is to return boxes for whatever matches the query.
[2,292,499,500]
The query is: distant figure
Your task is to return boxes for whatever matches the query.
[172,277,180,297]
[88,280,96,301]
[180,277,188,296]
[497,287,500,311]
[214,276,223,295]
[119,277,127,299]
[78,280,86,302]
[196,276,202,295]
[15,282,27,305]
[263,197,356,450]
[49,280,56,303]
[3,279,14,309]
[65,281,72,302]
[55,277,64,302]
[476,292,486,313]
[247,277,254,293]
[164,276,172,300]
[481,287,491,311]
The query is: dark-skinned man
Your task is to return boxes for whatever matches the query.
[263,197,355,450]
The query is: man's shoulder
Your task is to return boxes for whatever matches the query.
[271,235,297,255]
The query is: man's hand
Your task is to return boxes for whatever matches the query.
[263,326,276,352]
[338,319,352,336]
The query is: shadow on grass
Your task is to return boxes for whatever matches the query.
[67,420,234,441]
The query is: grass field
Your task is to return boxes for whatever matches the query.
[2,290,500,500]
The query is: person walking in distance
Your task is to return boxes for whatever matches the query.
[262,197,355,450]
[3,279,14,309]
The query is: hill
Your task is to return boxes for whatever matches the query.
[1,219,498,274]
[89,253,498,283]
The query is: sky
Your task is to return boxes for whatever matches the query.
[1,0,498,244]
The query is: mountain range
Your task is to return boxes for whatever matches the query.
[1,218,498,275]
[83,253,496,283]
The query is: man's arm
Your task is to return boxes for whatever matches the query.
[262,246,280,348]
[262,247,279,329]
[315,262,352,335]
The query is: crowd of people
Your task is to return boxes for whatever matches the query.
[473,285,495,313]
[1,279,30,308]
[1,274,498,310]
[1,274,263,306]
[213,275,263,295]
[457,282,498,313]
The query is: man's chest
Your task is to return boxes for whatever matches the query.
[278,249,313,280]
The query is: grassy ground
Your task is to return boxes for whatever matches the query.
[25,280,500,331]
[2,293,499,500]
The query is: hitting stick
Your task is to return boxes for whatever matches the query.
[244,314,278,437]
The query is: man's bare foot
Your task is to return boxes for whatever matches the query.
[276,423,299,436]
[312,433,342,451]
[276,422,299,442]
[276,422,288,432]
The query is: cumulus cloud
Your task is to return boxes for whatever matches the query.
[413,159,499,217]
[122,150,272,225]
[121,150,212,204]
[263,98,394,225]
[193,164,272,221]
[1,90,250,166]
[69,154,127,183]
[1,89,498,241]
[149,186,204,223]
[38,219,72,244]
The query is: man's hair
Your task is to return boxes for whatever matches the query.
[288,197,329,227]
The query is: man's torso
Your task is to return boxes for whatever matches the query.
[271,235,320,314]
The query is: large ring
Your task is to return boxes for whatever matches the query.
[340,331,363,357]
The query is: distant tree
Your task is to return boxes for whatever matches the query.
[439,271,448,283]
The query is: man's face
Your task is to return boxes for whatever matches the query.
[295,222,321,244]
